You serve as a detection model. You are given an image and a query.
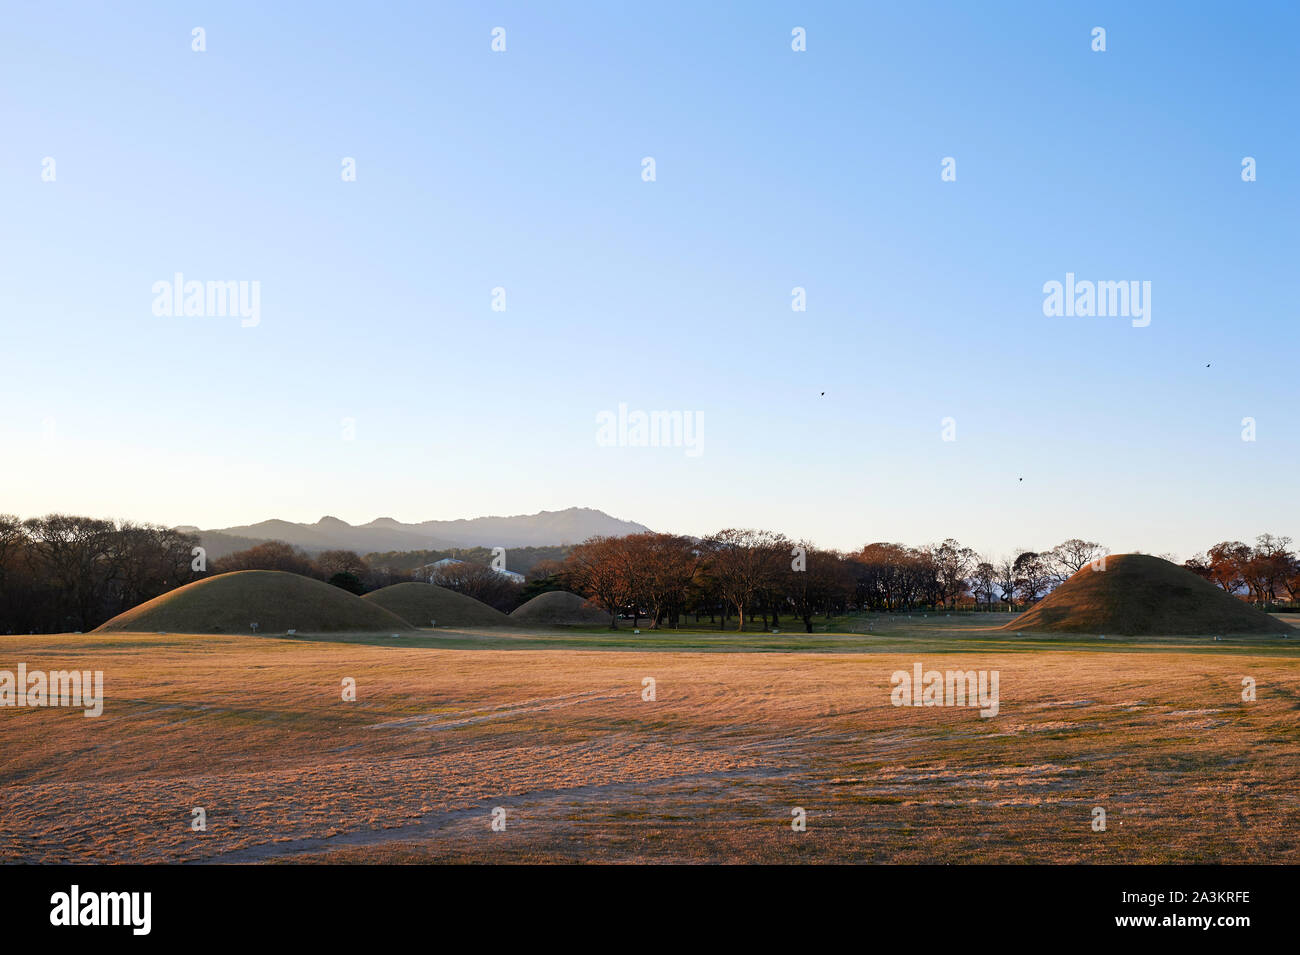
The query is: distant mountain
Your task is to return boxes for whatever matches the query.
[188,508,652,559]
[395,508,652,548]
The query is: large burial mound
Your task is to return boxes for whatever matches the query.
[362,582,512,628]
[1001,553,1294,636]
[95,570,411,634]
[511,590,610,626]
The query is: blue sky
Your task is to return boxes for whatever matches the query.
[1,1,1295,559]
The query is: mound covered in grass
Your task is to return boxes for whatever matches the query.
[95,570,411,634]
[362,582,511,628]
[1002,553,1294,636]
[511,590,610,627]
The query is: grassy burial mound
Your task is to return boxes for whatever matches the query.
[1001,553,1294,636]
[511,590,610,627]
[361,582,512,628]
[95,570,411,635]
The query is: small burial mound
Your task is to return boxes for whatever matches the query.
[95,570,411,635]
[1001,553,1294,636]
[362,582,511,628]
[511,590,610,627]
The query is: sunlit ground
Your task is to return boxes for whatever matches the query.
[1,614,1296,863]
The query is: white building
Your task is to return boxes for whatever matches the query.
[417,557,524,584]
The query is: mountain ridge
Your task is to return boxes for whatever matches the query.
[186,507,652,559]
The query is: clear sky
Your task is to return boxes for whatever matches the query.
[1,1,1295,560]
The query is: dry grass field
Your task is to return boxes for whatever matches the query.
[1,613,1297,864]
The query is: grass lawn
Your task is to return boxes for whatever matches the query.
[1,617,1296,863]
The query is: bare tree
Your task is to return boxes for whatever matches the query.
[703,528,789,631]
[23,515,118,630]
[931,539,976,608]
[1012,551,1050,605]
[429,561,522,612]
[214,540,317,577]
[1206,541,1251,594]
[562,536,631,628]
[0,515,26,592]
[111,522,199,609]
[630,533,699,629]
[783,543,852,632]
[971,558,998,610]
[995,557,1017,611]
[1046,539,1109,583]
[317,549,368,579]
[1244,534,1294,605]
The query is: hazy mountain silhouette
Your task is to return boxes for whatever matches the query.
[181,507,652,558]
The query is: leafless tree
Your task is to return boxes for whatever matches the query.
[1046,539,1109,583]
[562,536,632,628]
[316,550,368,579]
[995,557,1017,611]
[1012,551,1050,605]
[703,528,789,631]
[429,561,522,612]
[971,558,999,610]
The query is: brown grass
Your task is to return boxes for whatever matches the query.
[1,626,1297,864]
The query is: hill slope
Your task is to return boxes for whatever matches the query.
[95,571,411,634]
[1001,554,1294,635]
[511,591,610,626]
[362,582,512,628]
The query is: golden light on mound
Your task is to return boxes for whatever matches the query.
[361,582,512,628]
[94,570,411,635]
[1001,554,1294,636]
[511,590,610,626]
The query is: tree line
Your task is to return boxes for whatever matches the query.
[0,520,545,631]
[1183,535,1300,604]
[216,542,552,612]
[3,513,1296,633]
[553,532,1300,631]
[0,515,202,633]
[554,532,1121,631]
